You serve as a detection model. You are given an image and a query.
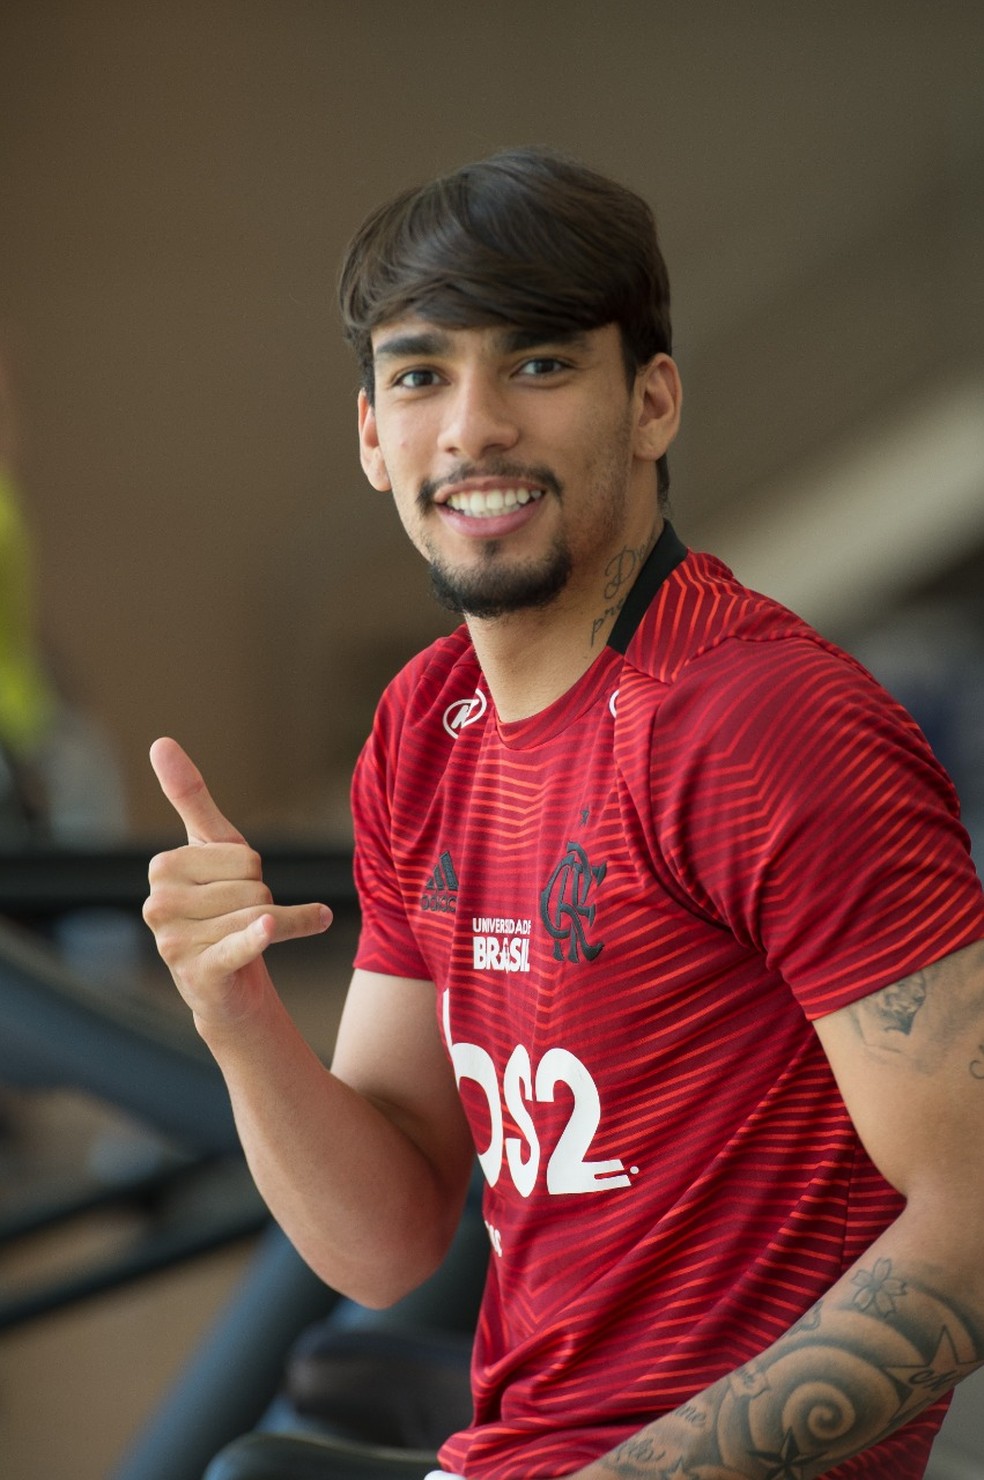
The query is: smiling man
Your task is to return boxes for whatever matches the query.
[357,313,678,717]
[145,149,984,1480]
[360,318,666,634]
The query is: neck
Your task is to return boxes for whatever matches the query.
[466,515,663,722]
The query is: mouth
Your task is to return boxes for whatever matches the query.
[442,486,546,519]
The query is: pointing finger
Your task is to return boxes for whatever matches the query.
[150,737,247,846]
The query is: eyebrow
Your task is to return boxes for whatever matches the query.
[499,327,593,355]
[373,328,453,363]
[372,324,594,363]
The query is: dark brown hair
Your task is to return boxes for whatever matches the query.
[338,147,674,496]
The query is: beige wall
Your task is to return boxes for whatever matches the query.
[0,1,981,838]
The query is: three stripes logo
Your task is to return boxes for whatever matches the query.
[421,851,459,914]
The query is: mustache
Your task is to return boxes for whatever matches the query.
[417,461,563,512]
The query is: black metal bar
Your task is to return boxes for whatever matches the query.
[111,1224,341,1480]
[0,842,357,917]
[0,916,238,1150]
[0,1191,269,1332]
[0,1153,202,1245]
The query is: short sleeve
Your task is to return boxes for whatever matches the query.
[350,696,430,982]
[651,637,984,1018]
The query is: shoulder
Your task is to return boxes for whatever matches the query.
[615,548,897,737]
[371,625,483,736]
[357,626,487,803]
[665,628,913,738]
[614,551,958,819]
[621,545,924,729]
[623,547,833,684]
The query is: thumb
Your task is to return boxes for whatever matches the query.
[150,737,247,846]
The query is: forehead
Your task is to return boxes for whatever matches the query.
[370,316,610,364]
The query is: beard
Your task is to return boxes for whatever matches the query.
[427,536,574,618]
[416,418,634,620]
[418,458,572,619]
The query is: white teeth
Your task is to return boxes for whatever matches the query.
[446,487,543,517]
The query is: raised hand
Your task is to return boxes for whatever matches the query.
[143,737,332,1031]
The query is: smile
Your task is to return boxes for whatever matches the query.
[444,487,545,518]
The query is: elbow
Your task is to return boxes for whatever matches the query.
[347,1276,425,1313]
[895,1181,984,1294]
[299,1212,462,1312]
[327,1238,454,1312]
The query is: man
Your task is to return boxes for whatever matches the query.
[144,148,984,1479]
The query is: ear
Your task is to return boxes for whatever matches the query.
[632,354,682,463]
[357,389,392,492]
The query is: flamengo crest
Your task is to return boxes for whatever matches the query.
[540,841,607,963]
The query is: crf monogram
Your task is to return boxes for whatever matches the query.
[541,841,606,962]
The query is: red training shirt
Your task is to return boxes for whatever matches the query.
[352,526,984,1478]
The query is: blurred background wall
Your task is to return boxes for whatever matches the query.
[1,0,981,849]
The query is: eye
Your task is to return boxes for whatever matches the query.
[393,367,441,390]
[516,357,569,378]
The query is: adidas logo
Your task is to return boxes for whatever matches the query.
[421,851,459,914]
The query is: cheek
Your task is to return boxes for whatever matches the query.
[384,472,431,547]
[376,427,420,484]
[390,497,437,563]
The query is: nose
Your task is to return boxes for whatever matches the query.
[437,370,519,461]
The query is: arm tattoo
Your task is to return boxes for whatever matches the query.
[871,975,927,1035]
[848,943,984,1076]
[597,1259,984,1480]
[848,969,929,1050]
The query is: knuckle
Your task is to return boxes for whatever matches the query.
[147,849,176,884]
[238,886,272,915]
[142,879,180,931]
[151,923,182,963]
[141,885,173,931]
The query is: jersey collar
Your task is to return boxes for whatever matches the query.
[607,521,689,655]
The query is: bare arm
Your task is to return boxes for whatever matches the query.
[143,738,473,1306]
[569,938,984,1479]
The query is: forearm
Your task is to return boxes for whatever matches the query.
[199,985,462,1306]
[572,1204,984,1480]
[143,741,470,1305]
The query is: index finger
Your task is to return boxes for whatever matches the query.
[149,737,247,846]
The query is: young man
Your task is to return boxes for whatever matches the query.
[145,149,984,1479]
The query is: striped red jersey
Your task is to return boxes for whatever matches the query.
[352,526,984,1478]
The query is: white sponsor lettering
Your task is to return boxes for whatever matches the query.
[484,1220,503,1257]
[471,915,532,974]
[442,991,632,1198]
[472,935,531,973]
